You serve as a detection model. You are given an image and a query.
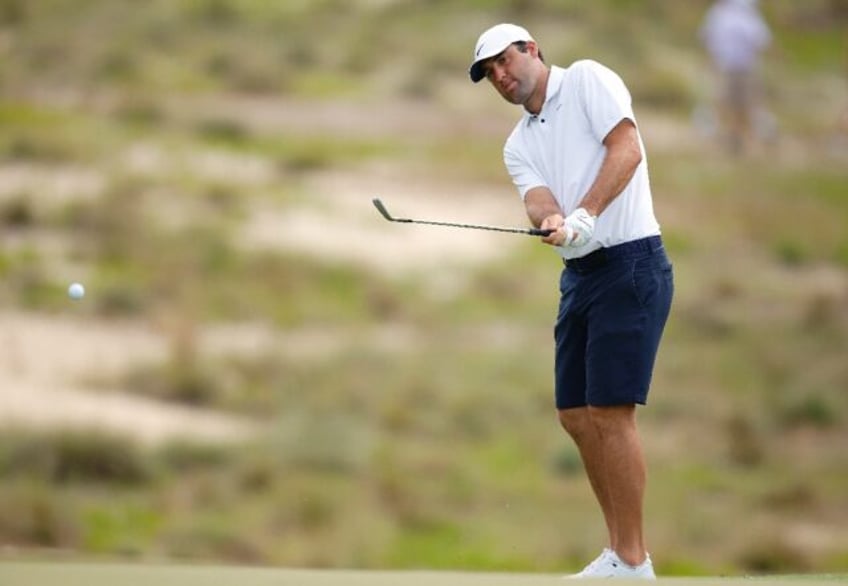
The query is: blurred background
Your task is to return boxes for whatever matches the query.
[0,0,846,577]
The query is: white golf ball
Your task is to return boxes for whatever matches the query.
[68,282,85,300]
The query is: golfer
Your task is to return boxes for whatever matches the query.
[469,24,673,580]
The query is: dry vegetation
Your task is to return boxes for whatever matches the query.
[0,0,846,577]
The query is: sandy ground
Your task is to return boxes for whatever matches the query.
[241,168,534,275]
[0,312,257,445]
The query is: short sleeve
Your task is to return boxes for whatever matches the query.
[573,60,635,143]
[503,140,546,200]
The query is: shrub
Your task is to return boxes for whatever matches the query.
[0,484,80,547]
[0,429,153,486]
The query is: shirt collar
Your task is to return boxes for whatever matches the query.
[524,65,565,126]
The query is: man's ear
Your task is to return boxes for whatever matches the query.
[526,40,539,58]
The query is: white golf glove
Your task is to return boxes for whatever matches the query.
[561,208,596,248]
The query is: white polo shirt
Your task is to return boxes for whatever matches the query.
[503,60,660,260]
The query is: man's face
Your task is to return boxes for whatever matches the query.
[482,43,539,106]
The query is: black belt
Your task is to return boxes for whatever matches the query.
[563,236,663,273]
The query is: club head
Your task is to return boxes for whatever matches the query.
[372,198,396,222]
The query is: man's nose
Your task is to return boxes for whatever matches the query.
[490,64,506,84]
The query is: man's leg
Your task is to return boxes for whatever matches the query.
[587,404,647,567]
[558,406,617,551]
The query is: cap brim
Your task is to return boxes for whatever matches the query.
[468,46,505,83]
[469,60,487,83]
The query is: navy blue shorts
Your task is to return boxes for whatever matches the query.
[554,236,673,409]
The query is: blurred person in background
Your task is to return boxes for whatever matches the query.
[468,23,673,580]
[699,0,775,153]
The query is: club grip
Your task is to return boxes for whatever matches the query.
[529,228,555,236]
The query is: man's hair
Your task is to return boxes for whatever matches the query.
[514,41,544,63]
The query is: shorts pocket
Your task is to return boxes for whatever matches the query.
[631,256,674,311]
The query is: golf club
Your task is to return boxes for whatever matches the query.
[372,198,553,237]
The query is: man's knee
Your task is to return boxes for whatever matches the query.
[558,407,592,441]
[587,405,637,433]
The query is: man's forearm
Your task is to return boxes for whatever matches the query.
[579,120,643,217]
[524,186,563,228]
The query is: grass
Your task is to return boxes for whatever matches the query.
[0,561,846,586]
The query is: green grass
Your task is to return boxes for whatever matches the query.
[0,561,846,586]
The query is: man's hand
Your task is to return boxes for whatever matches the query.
[561,208,596,247]
[541,208,596,248]
[540,213,564,246]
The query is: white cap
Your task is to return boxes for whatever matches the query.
[469,23,534,83]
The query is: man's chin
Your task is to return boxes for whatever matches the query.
[501,91,522,105]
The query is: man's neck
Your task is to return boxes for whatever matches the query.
[524,67,551,115]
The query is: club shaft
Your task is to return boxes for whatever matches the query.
[372,198,551,236]
[401,218,547,235]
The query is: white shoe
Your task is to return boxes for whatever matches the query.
[565,548,611,579]
[565,549,656,580]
